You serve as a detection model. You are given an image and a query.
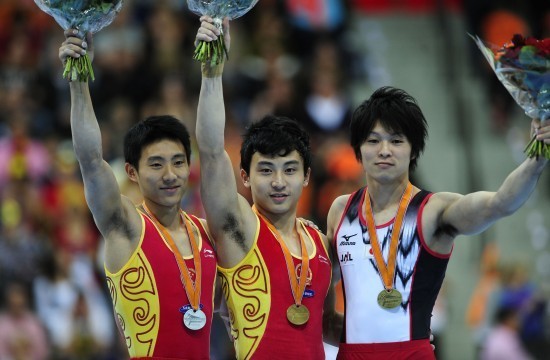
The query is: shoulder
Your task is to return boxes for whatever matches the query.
[327,193,353,238]
[421,191,463,242]
[329,194,352,216]
[424,192,463,214]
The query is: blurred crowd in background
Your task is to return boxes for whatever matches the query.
[0,0,548,359]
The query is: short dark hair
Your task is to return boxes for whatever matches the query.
[350,86,428,171]
[123,115,191,170]
[240,115,311,174]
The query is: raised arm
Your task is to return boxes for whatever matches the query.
[195,17,256,267]
[60,31,139,270]
[432,119,549,246]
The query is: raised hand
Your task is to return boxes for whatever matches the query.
[194,16,230,65]
[58,29,94,81]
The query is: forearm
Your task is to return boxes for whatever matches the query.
[196,64,226,155]
[69,81,103,165]
[494,156,547,214]
[323,309,343,346]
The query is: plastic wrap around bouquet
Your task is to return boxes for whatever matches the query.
[34,0,123,82]
[471,34,550,159]
[188,0,259,65]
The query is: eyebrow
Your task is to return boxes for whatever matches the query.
[256,159,301,167]
[147,154,186,162]
[369,131,403,137]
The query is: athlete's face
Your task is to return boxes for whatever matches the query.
[127,139,189,208]
[242,150,310,216]
[360,121,412,183]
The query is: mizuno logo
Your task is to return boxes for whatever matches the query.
[340,234,357,246]
[339,241,356,246]
[342,234,357,241]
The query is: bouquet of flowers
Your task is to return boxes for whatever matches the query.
[188,0,259,65]
[471,34,550,159]
[34,0,123,82]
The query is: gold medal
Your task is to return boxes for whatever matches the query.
[253,206,311,325]
[364,183,413,310]
[287,304,310,326]
[377,289,403,309]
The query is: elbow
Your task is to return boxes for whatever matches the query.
[75,148,103,168]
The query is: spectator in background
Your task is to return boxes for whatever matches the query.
[466,242,502,357]
[0,178,49,291]
[480,8,530,134]
[496,262,548,359]
[0,281,49,360]
[0,115,51,189]
[481,306,533,360]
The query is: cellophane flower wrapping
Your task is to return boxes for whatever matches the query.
[188,0,259,65]
[34,0,123,82]
[471,34,550,159]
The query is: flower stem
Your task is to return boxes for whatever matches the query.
[63,55,95,82]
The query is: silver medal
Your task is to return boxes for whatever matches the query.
[183,309,207,330]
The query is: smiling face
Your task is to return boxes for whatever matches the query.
[127,139,189,209]
[242,150,310,217]
[360,121,412,183]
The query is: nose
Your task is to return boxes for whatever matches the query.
[271,172,286,190]
[378,141,391,157]
[163,165,177,182]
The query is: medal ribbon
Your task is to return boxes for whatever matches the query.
[364,183,413,291]
[143,204,202,311]
[253,206,309,307]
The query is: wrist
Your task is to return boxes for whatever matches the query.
[201,62,224,78]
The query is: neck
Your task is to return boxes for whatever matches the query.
[142,200,181,230]
[255,206,297,237]
[365,178,410,212]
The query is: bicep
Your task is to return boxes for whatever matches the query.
[80,159,127,233]
[199,151,251,237]
[439,191,501,236]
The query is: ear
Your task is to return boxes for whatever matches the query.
[125,163,138,183]
[240,168,251,188]
[303,167,311,187]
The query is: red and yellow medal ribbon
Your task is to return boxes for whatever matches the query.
[364,183,413,291]
[143,204,202,311]
[253,206,309,307]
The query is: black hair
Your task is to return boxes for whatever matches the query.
[123,115,191,170]
[350,86,428,171]
[240,115,311,174]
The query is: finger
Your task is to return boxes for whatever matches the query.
[63,36,86,48]
[199,15,213,23]
[222,17,230,34]
[200,20,220,35]
[85,32,93,50]
[196,27,219,42]
[60,44,86,57]
[64,28,79,38]
[59,47,85,62]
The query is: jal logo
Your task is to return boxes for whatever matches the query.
[340,251,354,264]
